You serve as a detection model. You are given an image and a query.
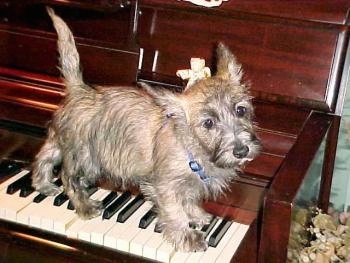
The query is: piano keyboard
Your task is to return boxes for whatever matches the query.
[0,162,249,263]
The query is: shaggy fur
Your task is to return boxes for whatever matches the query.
[32,7,261,252]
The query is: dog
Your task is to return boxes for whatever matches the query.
[32,7,261,252]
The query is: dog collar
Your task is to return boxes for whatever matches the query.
[187,152,211,184]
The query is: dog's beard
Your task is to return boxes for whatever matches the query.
[211,149,244,168]
[211,136,260,168]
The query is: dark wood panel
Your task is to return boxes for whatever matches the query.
[216,181,266,212]
[257,130,296,157]
[0,27,139,86]
[0,101,54,128]
[137,4,346,111]
[0,1,133,41]
[142,0,350,25]
[254,102,310,134]
[259,112,333,262]
[244,153,284,180]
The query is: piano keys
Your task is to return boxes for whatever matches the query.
[0,161,250,263]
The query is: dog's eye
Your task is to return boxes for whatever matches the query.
[203,119,214,129]
[236,106,247,117]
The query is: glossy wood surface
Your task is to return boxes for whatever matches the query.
[0,2,139,86]
[143,0,350,25]
[138,1,350,112]
[259,112,333,262]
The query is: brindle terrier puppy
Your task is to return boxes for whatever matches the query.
[32,7,261,252]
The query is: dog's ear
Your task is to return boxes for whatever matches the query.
[139,82,187,120]
[215,43,243,85]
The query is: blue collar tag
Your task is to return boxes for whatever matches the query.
[188,152,211,184]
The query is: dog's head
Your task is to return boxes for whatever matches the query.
[143,43,261,169]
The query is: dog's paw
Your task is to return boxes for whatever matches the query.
[35,183,61,196]
[179,230,208,252]
[190,212,213,229]
[77,199,103,220]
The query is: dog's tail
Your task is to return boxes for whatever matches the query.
[47,7,85,93]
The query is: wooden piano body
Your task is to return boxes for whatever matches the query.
[0,1,349,262]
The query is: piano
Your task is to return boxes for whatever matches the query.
[0,1,349,262]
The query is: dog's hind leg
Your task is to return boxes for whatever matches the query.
[32,129,62,196]
[61,154,102,220]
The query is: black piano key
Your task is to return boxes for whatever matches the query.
[67,187,98,210]
[19,184,35,197]
[54,192,69,206]
[139,206,157,229]
[6,172,32,194]
[102,191,132,220]
[102,191,118,208]
[54,178,63,187]
[0,159,22,177]
[208,219,232,247]
[201,217,219,238]
[33,193,47,203]
[67,200,74,210]
[154,222,162,233]
[117,194,145,223]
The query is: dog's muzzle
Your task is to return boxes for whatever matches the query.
[232,145,249,159]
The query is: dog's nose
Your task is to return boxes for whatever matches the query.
[233,145,249,159]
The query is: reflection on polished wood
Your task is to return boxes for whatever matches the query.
[0,0,349,262]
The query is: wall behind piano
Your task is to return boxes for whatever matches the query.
[330,85,350,212]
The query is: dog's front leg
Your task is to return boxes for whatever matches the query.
[157,201,208,252]
[186,205,212,229]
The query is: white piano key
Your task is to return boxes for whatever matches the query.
[197,222,240,263]
[104,198,151,250]
[89,213,119,245]
[66,217,87,239]
[0,170,30,191]
[41,199,69,231]
[115,201,153,252]
[16,198,39,225]
[217,224,249,262]
[29,196,57,228]
[66,190,112,239]
[103,195,140,249]
[0,190,36,221]
[103,224,123,248]
[170,251,190,263]
[56,191,107,235]
[142,231,164,260]
[182,219,223,263]
[90,192,133,245]
[156,239,175,263]
[129,220,157,256]
[78,217,98,242]
[53,205,79,234]
[76,189,111,241]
